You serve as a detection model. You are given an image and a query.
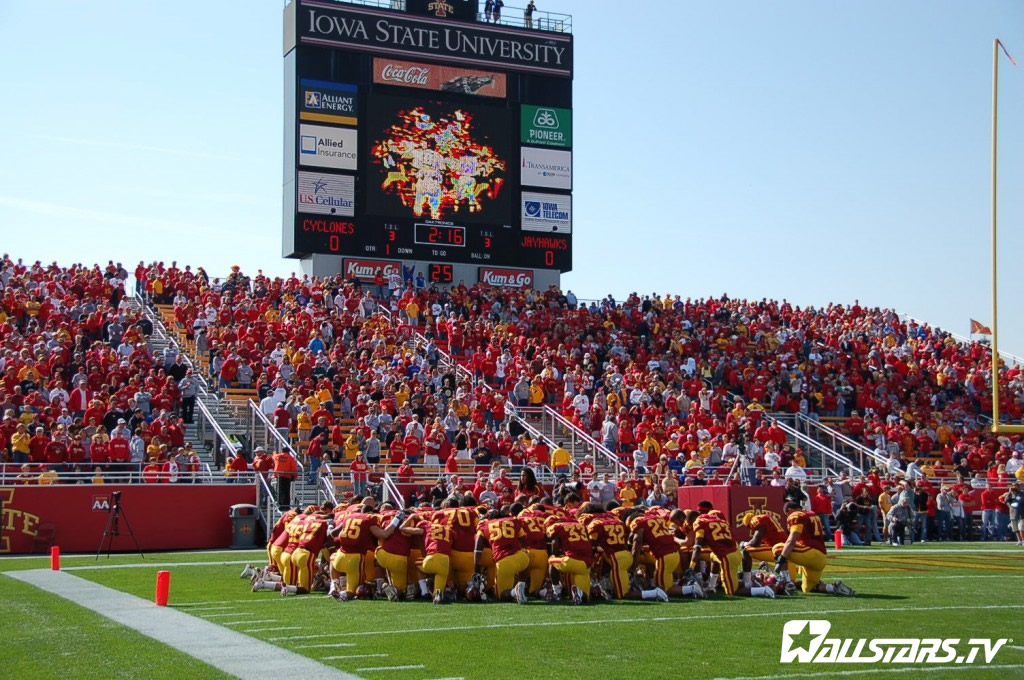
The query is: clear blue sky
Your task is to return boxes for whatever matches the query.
[1,1,1022,352]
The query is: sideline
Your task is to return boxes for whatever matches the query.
[4,569,364,680]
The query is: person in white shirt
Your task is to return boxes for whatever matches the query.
[784,462,807,482]
[633,447,648,473]
[571,391,589,416]
[886,452,902,476]
[1006,452,1022,477]
[764,449,781,471]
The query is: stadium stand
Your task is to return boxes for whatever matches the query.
[3,256,1022,544]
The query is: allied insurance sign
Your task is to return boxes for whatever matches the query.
[521,105,571,148]
[299,124,358,170]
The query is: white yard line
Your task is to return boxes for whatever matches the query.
[711,664,1024,680]
[831,574,1024,581]
[356,666,425,672]
[243,626,303,633]
[296,643,358,649]
[4,569,363,680]
[62,560,253,571]
[200,612,246,618]
[222,619,277,625]
[307,603,1024,638]
[1007,646,1024,652]
[322,654,389,660]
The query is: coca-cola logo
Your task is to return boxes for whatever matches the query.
[344,259,401,281]
[479,268,534,288]
[380,64,431,86]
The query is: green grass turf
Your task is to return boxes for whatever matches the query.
[3,545,1024,680]
[0,574,233,680]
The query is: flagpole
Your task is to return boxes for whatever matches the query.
[991,38,1001,431]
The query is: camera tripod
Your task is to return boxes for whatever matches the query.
[96,496,145,560]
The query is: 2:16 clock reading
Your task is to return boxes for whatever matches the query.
[414,223,465,247]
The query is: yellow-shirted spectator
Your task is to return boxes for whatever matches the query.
[550,444,572,473]
[38,469,58,485]
[640,435,661,457]
[529,382,545,406]
[344,433,361,460]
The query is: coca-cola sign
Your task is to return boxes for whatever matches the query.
[343,258,401,282]
[478,267,534,289]
[380,64,430,86]
[373,58,507,98]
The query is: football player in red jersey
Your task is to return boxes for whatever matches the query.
[283,507,332,597]
[774,502,855,596]
[476,509,530,604]
[375,503,414,601]
[242,507,298,585]
[690,507,775,598]
[253,507,313,592]
[402,509,456,604]
[580,503,668,602]
[329,504,403,601]
[545,516,595,605]
[740,511,797,583]
[436,499,479,590]
[629,509,703,598]
[517,501,553,595]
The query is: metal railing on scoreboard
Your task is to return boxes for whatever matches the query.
[299,0,572,33]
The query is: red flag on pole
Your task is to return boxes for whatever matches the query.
[970,319,993,335]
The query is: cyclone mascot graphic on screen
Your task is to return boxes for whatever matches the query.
[369,97,509,223]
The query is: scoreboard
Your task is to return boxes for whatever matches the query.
[282,0,574,275]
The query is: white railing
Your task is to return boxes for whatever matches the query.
[771,417,862,477]
[792,413,888,471]
[255,469,280,531]
[381,472,405,509]
[245,399,305,477]
[131,293,216,402]
[542,406,627,474]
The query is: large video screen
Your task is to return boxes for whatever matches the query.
[366,95,512,225]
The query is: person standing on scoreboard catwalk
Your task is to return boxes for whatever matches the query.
[524,1,536,28]
[492,0,503,23]
[484,0,494,22]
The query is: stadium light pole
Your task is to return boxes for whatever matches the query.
[989,38,1023,434]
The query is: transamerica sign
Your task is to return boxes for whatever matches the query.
[296,0,572,77]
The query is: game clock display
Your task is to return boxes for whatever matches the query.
[291,216,570,271]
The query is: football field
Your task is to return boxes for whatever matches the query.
[2,544,1023,680]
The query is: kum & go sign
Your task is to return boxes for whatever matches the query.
[344,258,401,282]
[479,267,534,289]
[296,0,572,77]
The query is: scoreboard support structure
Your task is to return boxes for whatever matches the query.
[283,0,573,288]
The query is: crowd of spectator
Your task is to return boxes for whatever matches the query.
[6,256,1023,544]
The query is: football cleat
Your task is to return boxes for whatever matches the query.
[689,580,705,599]
[406,584,419,600]
[432,590,444,605]
[570,585,585,605]
[280,586,292,597]
[654,587,670,603]
[355,584,376,600]
[832,580,855,597]
[240,564,255,579]
[330,589,350,602]
[762,586,776,599]
[512,581,529,605]
[382,584,399,602]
